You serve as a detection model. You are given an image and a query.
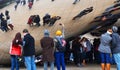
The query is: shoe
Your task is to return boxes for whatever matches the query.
[72,17,76,20]
[77,63,83,67]
[73,2,76,4]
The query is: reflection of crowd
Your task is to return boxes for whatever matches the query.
[0,10,14,32]
[14,0,34,10]
[27,15,40,27]
[2,0,120,70]
[27,13,61,27]
[90,1,120,29]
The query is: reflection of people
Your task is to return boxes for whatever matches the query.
[49,16,61,26]
[40,29,54,70]
[22,29,36,70]
[43,14,51,26]
[73,0,80,4]
[73,7,93,20]
[7,17,14,30]
[111,26,120,70]
[98,28,112,70]
[9,32,22,70]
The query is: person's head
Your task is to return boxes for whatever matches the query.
[15,32,22,40]
[6,16,10,20]
[81,37,87,42]
[56,30,62,36]
[45,13,49,16]
[112,26,118,33]
[23,29,29,36]
[13,32,22,45]
[44,29,49,37]
[107,28,113,34]
[90,6,93,9]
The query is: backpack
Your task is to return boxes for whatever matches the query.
[55,38,66,52]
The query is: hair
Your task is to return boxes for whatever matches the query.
[23,29,28,33]
[80,37,87,42]
[12,32,22,45]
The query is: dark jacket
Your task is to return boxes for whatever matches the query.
[112,33,120,54]
[40,37,54,62]
[23,33,35,56]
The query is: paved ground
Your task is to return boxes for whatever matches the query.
[0,64,117,70]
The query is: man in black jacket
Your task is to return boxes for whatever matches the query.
[22,29,36,70]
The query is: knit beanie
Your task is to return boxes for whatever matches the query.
[44,29,49,37]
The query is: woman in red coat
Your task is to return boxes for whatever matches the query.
[9,32,22,70]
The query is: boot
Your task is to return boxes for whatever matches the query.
[101,63,105,70]
[106,63,110,70]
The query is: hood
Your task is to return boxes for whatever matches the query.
[44,29,49,37]
[112,26,118,33]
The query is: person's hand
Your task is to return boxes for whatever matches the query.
[59,23,64,27]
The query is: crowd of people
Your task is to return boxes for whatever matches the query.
[9,23,67,70]
[27,13,61,27]
[89,1,120,31]
[14,0,34,10]
[1,0,120,70]
[0,10,14,32]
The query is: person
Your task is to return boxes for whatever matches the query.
[111,26,120,70]
[0,12,4,20]
[27,15,35,26]
[21,0,26,5]
[98,28,113,70]
[85,38,93,63]
[49,16,61,26]
[9,32,22,70]
[72,6,93,20]
[73,0,80,4]
[22,29,36,70]
[40,29,54,70]
[72,37,83,67]
[54,23,66,70]
[1,18,9,32]
[7,16,14,30]
[80,37,87,66]
[33,15,40,27]
[51,0,54,2]
[93,38,101,64]
[28,1,33,9]
[14,0,20,10]
[43,13,51,26]
[5,10,9,19]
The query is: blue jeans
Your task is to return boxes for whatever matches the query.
[44,61,54,70]
[24,56,36,70]
[54,52,66,70]
[100,52,111,63]
[113,53,120,70]
[11,55,19,70]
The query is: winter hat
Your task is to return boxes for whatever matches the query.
[56,30,62,36]
[44,29,49,37]
[112,26,118,33]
